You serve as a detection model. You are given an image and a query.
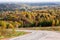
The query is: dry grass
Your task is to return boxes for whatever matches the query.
[19,26,60,31]
[0,31,28,39]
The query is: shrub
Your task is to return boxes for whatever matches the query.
[38,20,52,27]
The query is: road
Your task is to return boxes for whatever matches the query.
[9,30,60,40]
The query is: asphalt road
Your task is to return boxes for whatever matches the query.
[9,30,60,40]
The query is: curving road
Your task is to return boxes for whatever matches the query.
[9,30,60,40]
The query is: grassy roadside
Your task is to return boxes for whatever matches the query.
[0,31,28,39]
[0,26,60,40]
[19,26,60,31]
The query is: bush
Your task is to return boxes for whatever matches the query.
[22,22,35,28]
[38,20,52,27]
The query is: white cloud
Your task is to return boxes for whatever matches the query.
[0,0,60,2]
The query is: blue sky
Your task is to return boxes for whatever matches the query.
[0,0,60,3]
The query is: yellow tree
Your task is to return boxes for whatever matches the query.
[8,23,15,33]
[52,19,55,26]
[0,21,15,36]
[0,21,6,35]
[56,19,59,26]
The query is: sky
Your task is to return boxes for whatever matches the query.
[0,0,60,3]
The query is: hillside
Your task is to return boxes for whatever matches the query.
[0,2,60,11]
